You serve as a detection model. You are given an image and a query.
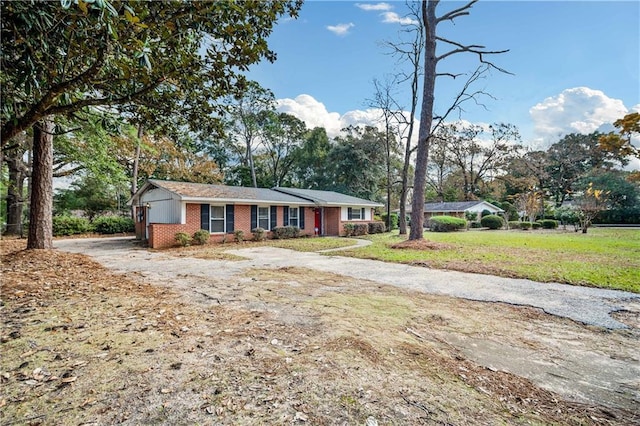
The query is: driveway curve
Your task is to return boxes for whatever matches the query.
[54,236,639,330]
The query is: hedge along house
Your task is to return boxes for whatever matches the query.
[128,180,383,248]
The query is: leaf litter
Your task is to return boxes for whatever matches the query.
[1,238,638,425]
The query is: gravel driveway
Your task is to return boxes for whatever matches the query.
[54,236,640,330]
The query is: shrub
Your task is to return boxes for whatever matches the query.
[175,232,191,247]
[233,229,245,242]
[532,221,542,230]
[343,223,355,237]
[465,211,478,221]
[540,219,558,229]
[480,214,503,230]
[252,227,266,242]
[520,222,532,230]
[508,221,521,230]
[52,215,92,236]
[343,223,368,236]
[368,221,386,234]
[429,215,467,232]
[481,209,492,218]
[272,226,300,239]
[192,230,210,245]
[380,213,398,230]
[470,221,482,229]
[92,216,134,234]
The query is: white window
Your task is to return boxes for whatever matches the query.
[288,207,299,227]
[258,206,270,230]
[210,205,225,233]
[348,207,365,220]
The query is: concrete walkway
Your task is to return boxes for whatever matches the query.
[54,237,639,329]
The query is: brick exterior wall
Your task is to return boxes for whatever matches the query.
[147,203,316,249]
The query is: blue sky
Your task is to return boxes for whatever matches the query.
[247,0,640,150]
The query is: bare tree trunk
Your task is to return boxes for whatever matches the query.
[131,123,142,219]
[409,1,438,240]
[27,118,54,249]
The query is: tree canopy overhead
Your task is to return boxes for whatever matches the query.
[1,0,302,144]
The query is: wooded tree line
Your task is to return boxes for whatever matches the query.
[2,0,638,248]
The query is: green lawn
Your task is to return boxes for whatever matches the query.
[334,228,640,293]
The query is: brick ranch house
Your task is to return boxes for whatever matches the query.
[129,180,383,248]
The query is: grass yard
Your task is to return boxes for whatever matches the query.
[336,228,640,293]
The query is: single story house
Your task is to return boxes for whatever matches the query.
[421,201,504,220]
[128,180,383,248]
[401,200,504,222]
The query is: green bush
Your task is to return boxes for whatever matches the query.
[252,227,266,242]
[465,211,478,221]
[470,221,482,229]
[481,209,492,218]
[175,232,191,247]
[92,216,134,234]
[540,219,558,229]
[520,222,532,230]
[508,221,521,230]
[380,213,398,230]
[234,229,245,242]
[368,221,386,234]
[532,221,542,230]
[343,223,369,236]
[429,215,467,232]
[272,226,300,239]
[52,215,92,236]
[192,230,210,245]
[480,214,503,230]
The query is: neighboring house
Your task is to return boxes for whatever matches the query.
[128,180,383,248]
[421,201,504,221]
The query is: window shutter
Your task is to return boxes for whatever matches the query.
[225,204,234,233]
[348,207,353,220]
[251,205,258,229]
[270,206,277,230]
[284,206,289,226]
[298,206,304,229]
[200,204,210,230]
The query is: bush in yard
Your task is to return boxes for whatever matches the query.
[175,232,191,247]
[368,221,386,234]
[465,211,478,221]
[532,221,542,229]
[469,221,482,229]
[272,226,300,239]
[252,227,266,242]
[508,221,521,230]
[52,215,92,236]
[234,229,245,242]
[192,230,210,245]
[540,219,558,229]
[343,223,355,237]
[429,215,467,232]
[92,216,134,234]
[481,209,492,218]
[480,214,503,230]
[520,222,532,230]
[381,213,398,230]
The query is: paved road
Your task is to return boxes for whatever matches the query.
[54,236,640,329]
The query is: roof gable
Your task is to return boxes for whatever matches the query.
[423,200,503,213]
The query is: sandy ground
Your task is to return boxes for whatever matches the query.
[1,236,639,425]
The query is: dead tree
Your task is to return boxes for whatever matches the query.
[409,0,509,240]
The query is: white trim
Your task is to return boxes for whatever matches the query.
[209,204,226,234]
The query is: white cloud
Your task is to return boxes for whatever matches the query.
[529,87,629,147]
[381,11,418,25]
[326,22,354,36]
[355,2,392,11]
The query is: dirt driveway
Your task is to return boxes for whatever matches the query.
[51,236,640,416]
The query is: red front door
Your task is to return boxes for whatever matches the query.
[314,208,322,235]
